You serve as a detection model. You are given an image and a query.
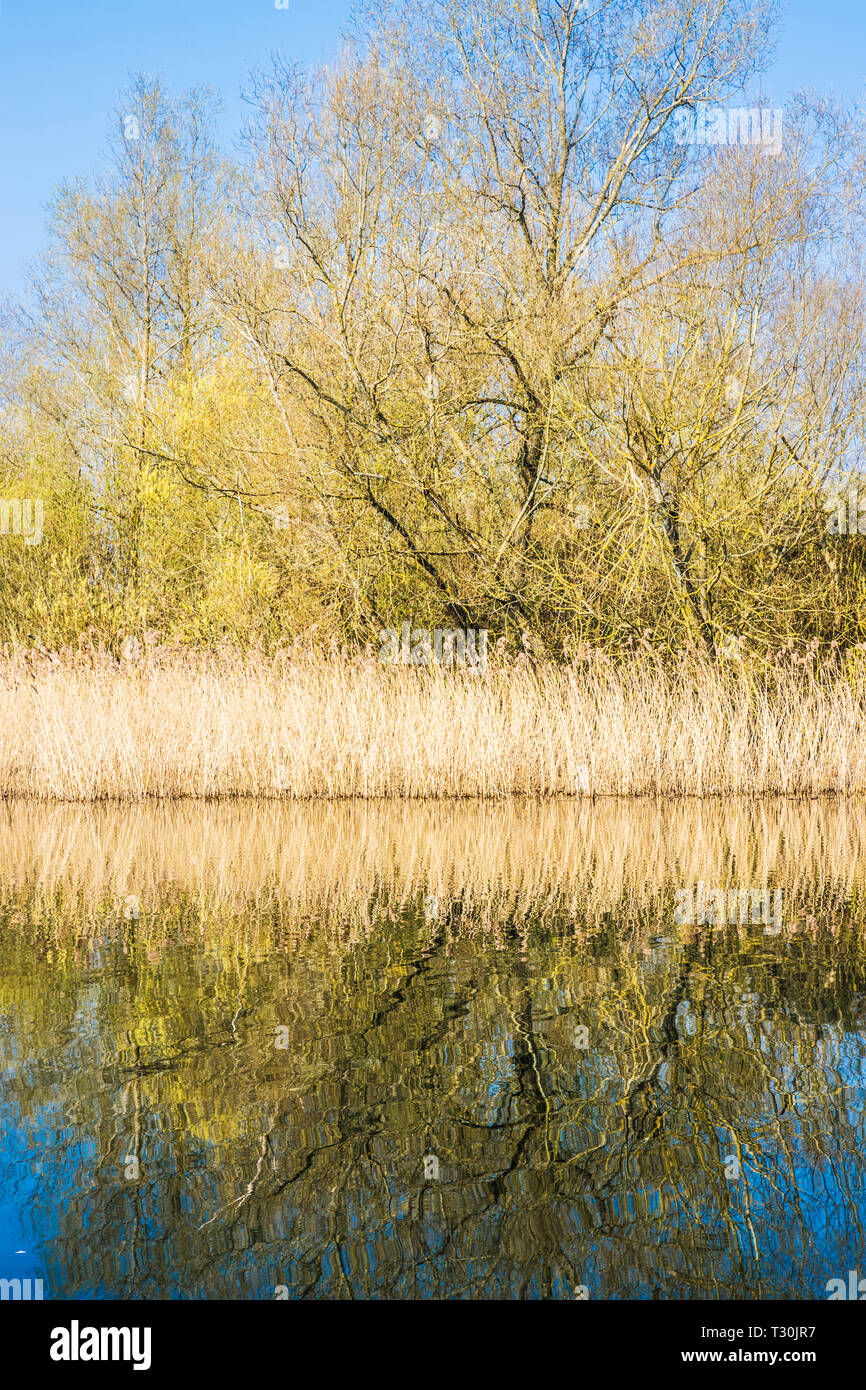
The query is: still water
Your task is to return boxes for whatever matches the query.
[1,798,864,1300]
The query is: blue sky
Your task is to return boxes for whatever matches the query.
[0,0,863,296]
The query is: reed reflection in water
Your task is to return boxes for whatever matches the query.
[0,798,865,1299]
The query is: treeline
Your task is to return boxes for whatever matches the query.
[2,0,865,658]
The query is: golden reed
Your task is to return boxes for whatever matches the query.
[1,641,865,800]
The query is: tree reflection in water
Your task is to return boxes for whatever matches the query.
[0,799,864,1299]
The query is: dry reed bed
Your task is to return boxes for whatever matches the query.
[2,645,866,800]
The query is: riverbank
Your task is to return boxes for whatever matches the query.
[2,641,865,800]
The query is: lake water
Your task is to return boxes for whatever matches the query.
[1,798,864,1300]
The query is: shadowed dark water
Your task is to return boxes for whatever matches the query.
[1,799,865,1299]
